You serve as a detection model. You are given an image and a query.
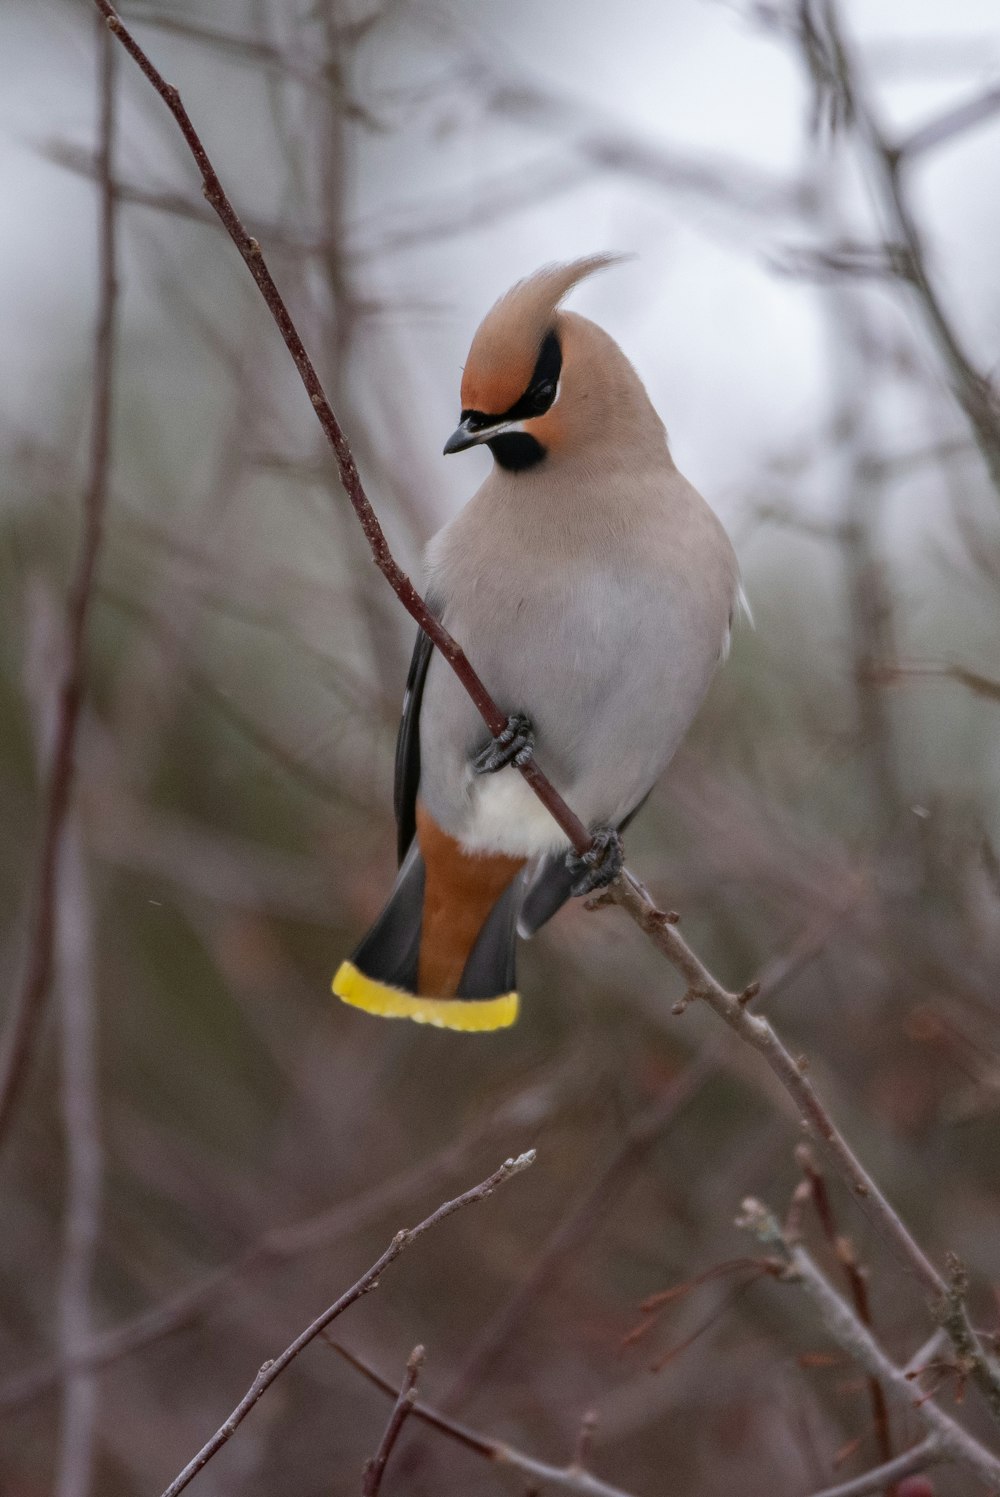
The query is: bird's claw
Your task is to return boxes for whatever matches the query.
[472,713,535,775]
[567,827,624,898]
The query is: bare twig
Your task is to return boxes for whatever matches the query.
[869,659,1000,706]
[91,0,593,861]
[808,0,1000,497]
[0,1064,571,1414]
[609,871,1000,1425]
[900,82,1000,160]
[52,829,102,1497]
[739,1199,1000,1490]
[806,1436,943,1497]
[0,1,118,1154]
[362,1345,423,1497]
[26,581,105,1497]
[333,1344,640,1497]
[159,1151,535,1497]
[92,0,1000,1429]
[795,1146,894,1481]
[441,1052,713,1411]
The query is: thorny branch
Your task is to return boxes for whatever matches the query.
[158,1151,535,1497]
[739,1198,1000,1491]
[94,0,1000,1437]
[0,0,118,1154]
[333,1343,640,1497]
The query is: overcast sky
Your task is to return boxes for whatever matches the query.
[3,0,999,546]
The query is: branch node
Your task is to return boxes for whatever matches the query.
[738,980,761,1007]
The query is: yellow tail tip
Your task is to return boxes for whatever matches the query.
[332,961,518,1032]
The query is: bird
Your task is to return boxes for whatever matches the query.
[333,254,743,1031]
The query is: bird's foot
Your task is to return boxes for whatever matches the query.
[472,713,535,775]
[566,826,625,897]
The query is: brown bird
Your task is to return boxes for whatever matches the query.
[334,255,743,1030]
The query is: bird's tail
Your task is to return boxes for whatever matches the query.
[332,816,525,1032]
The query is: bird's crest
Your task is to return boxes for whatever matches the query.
[460,254,623,416]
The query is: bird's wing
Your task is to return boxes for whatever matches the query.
[393,627,434,864]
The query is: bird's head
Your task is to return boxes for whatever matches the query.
[444,254,658,473]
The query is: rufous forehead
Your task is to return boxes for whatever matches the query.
[460,344,538,416]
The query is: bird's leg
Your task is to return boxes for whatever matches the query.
[566,826,624,897]
[472,713,535,775]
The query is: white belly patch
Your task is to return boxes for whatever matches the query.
[462,769,572,857]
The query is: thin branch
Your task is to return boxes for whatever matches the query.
[92,0,1000,1430]
[739,1199,1000,1491]
[24,593,106,1497]
[900,82,1000,159]
[806,1436,944,1497]
[92,0,593,861]
[441,1051,713,1411]
[159,1151,535,1497]
[333,1344,640,1497]
[0,1063,568,1413]
[812,0,1000,498]
[795,1146,894,1479]
[0,0,119,1154]
[869,659,1000,705]
[52,817,102,1497]
[362,1345,423,1497]
[609,871,1000,1425]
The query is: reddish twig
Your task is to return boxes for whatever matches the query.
[91,0,592,858]
[0,0,119,1156]
[91,0,1000,1428]
[158,1150,535,1497]
[362,1345,424,1497]
[806,1436,942,1497]
[796,1146,895,1487]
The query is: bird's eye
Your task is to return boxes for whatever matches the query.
[532,380,555,411]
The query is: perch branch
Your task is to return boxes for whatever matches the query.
[159,1151,535,1497]
[91,0,593,859]
[92,0,1000,1428]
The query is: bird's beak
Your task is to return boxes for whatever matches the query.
[443,416,522,456]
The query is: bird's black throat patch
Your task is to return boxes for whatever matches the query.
[487,433,547,470]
